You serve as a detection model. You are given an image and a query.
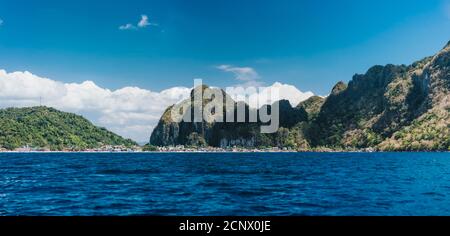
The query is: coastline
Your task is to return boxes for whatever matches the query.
[1,150,448,154]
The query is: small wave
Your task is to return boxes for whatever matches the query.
[422,192,446,198]
[96,169,158,175]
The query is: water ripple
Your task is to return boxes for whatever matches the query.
[0,152,450,216]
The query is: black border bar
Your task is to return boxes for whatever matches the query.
[0,217,449,234]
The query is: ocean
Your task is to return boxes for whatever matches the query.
[1,152,450,216]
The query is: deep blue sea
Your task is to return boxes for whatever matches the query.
[1,152,450,216]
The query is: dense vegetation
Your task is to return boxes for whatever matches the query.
[151,41,450,151]
[0,106,137,150]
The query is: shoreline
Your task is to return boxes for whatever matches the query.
[0,150,448,154]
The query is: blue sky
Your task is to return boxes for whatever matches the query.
[1,0,450,95]
[1,0,450,142]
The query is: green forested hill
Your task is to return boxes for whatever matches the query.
[0,106,137,150]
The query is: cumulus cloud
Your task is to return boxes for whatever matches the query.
[216,66,315,104]
[119,14,157,30]
[0,69,314,142]
[227,82,314,108]
[138,15,156,28]
[0,69,190,143]
[217,65,263,87]
[119,23,136,30]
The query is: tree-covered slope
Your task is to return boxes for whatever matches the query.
[0,106,137,150]
[311,41,450,150]
[297,95,325,120]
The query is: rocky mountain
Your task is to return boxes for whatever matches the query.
[0,106,137,150]
[312,42,450,151]
[150,85,310,148]
[150,41,450,151]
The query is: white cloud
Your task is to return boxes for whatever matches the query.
[216,66,315,104]
[119,14,157,31]
[227,82,314,108]
[119,23,136,30]
[0,69,190,143]
[138,15,150,28]
[0,70,66,100]
[217,65,264,87]
[0,69,314,142]
[261,82,314,107]
[217,65,259,82]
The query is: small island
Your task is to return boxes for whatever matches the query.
[0,106,138,152]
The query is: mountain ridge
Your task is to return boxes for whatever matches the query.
[150,40,450,151]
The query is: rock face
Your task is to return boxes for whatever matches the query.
[151,41,450,151]
[150,85,309,148]
[377,43,450,151]
[150,85,233,147]
[311,42,450,150]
